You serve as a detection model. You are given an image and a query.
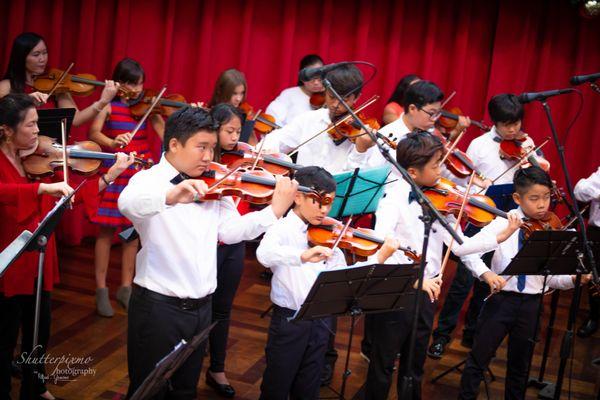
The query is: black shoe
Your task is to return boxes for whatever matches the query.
[206,371,235,398]
[427,338,448,359]
[460,336,474,349]
[320,363,334,386]
[577,319,598,338]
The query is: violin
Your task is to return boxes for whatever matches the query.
[128,88,192,119]
[520,211,563,239]
[220,142,300,176]
[239,102,281,134]
[431,129,486,180]
[437,107,490,132]
[199,162,317,204]
[22,135,152,178]
[307,216,421,261]
[309,92,326,109]
[423,178,510,227]
[328,112,381,142]
[33,68,134,98]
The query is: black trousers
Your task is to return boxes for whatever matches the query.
[126,285,212,400]
[586,225,600,321]
[260,305,332,400]
[0,291,51,400]
[209,243,245,373]
[432,252,492,344]
[458,291,540,400]
[364,294,436,400]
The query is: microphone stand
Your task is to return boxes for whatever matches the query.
[321,77,463,399]
[534,98,598,400]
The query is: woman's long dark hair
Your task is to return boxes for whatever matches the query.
[387,74,420,105]
[3,32,45,94]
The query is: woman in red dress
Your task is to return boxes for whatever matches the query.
[0,32,119,125]
[88,58,164,317]
[382,74,420,125]
[0,94,133,400]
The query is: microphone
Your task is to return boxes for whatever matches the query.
[298,62,351,82]
[518,88,574,103]
[570,72,600,86]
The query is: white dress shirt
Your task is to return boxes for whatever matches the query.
[469,208,575,294]
[371,177,500,279]
[118,156,277,299]
[574,167,600,228]
[261,108,371,174]
[465,127,516,186]
[266,86,313,127]
[256,210,353,311]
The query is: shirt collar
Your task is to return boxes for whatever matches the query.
[489,126,502,142]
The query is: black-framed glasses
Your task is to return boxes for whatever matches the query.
[419,107,442,120]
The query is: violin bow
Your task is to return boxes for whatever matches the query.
[329,217,353,256]
[124,85,167,148]
[60,118,73,208]
[440,91,456,110]
[440,128,468,165]
[46,62,75,99]
[438,172,477,281]
[287,95,380,157]
[232,139,267,207]
[477,138,550,194]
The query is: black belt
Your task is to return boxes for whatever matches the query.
[133,284,211,311]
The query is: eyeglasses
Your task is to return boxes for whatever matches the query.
[419,107,442,120]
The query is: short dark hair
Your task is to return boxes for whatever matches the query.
[325,64,364,98]
[387,74,420,105]
[163,107,217,152]
[112,58,145,85]
[514,166,552,194]
[297,54,324,86]
[211,103,244,127]
[294,166,336,194]
[0,93,36,144]
[3,32,45,94]
[488,94,524,124]
[401,80,444,111]
[395,129,444,170]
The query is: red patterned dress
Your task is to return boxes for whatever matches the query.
[92,99,152,228]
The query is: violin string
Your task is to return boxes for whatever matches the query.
[47,62,75,98]
[125,85,167,147]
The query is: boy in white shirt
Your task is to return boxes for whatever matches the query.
[257,166,399,399]
[458,166,590,399]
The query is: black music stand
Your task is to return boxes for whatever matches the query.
[497,230,582,400]
[129,321,217,400]
[0,181,84,398]
[37,108,76,143]
[292,263,419,400]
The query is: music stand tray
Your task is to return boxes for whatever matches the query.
[37,108,76,144]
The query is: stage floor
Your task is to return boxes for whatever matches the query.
[10,239,600,399]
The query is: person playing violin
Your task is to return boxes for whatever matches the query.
[261,63,375,174]
[363,130,523,400]
[0,94,134,400]
[88,58,165,317]
[381,74,420,125]
[0,32,119,126]
[265,54,325,127]
[118,106,297,399]
[256,166,400,400]
[458,166,591,400]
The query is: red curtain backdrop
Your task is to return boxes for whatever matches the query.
[1,0,599,242]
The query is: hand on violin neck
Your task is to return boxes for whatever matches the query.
[353,130,377,153]
[376,236,401,264]
[474,176,493,190]
[496,210,523,243]
[270,176,298,218]
[301,246,333,263]
[481,271,506,293]
[166,179,209,205]
[106,152,136,181]
[99,80,119,105]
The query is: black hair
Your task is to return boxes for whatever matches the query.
[112,58,145,85]
[324,64,364,98]
[297,54,324,86]
[294,166,336,194]
[0,93,36,143]
[3,32,45,94]
[163,107,217,152]
[514,166,552,194]
[387,74,420,105]
[401,80,444,111]
[395,129,444,170]
[488,93,524,124]
[210,103,244,127]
